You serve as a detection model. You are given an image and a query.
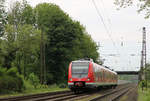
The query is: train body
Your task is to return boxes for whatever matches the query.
[68,59,118,92]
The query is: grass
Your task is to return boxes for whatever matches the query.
[0,84,69,98]
[138,84,150,101]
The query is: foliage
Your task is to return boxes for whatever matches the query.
[34,3,99,84]
[7,0,34,25]
[114,0,150,18]
[0,24,41,76]
[0,0,100,94]
[0,0,7,37]
[0,67,24,94]
[14,24,41,77]
[138,81,150,101]
[139,80,147,88]
[145,64,150,81]
[1,24,17,69]
[28,73,40,88]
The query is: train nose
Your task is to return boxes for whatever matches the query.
[75,82,84,87]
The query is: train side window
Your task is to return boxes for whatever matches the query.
[103,70,105,79]
[99,71,102,78]
[102,71,103,78]
[113,74,114,80]
[105,71,106,79]
[106,71,107,79]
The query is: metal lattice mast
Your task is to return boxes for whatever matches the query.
[140,27,146,81]
[143,27,146,69]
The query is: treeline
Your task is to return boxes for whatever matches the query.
[0,0,100,93]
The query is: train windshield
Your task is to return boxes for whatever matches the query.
[72,62,89,78]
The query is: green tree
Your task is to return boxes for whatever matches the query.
[34,3,80,83]
[14,24,41,77]
[34,3,100,84]
[79,33,99,62]
[1,24,41,75]
[5,1,41,77]
[1,24,17,69]
[7,0,34,26]
[1,1,100,85]
[114,0,150,18]
[0,67,24,93]
[28,73,40,88]
[0,0,7,37]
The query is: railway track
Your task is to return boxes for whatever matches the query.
[0,90,94,101]
[0,83,133,101]
[0,90,71,101]
[89,84,135,101]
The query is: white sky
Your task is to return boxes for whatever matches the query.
[6,0,150,71]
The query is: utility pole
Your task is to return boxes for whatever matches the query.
[139,27,147,89]
[40,30,46,84]
[43,33,46,84]
[36,11,46,84]
[40,30,44,84]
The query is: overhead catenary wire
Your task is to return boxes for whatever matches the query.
[99,0,117,44]
[99,0,112,28]
[91,0,120,55]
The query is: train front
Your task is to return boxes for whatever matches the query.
[68,60,94,92]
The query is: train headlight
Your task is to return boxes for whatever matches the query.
[69,78,72,81]
[86,78,90,81]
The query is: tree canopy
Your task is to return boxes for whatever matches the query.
[34,3,100,83]
[0,0,100,89]
[114,0,150,18]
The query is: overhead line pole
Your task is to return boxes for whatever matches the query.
[143,27,147,89]
[140,27,147,89]
[40,30,44,84]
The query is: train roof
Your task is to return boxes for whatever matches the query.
[96,64,117,75]
[72,58,93,63]
[102,66,117,75]
[71,58,117,75]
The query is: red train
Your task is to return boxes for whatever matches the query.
[68,58,118,92]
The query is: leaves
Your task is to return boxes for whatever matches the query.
[0,1,100,85]
[0,0,7,36]
[114,0,150,18]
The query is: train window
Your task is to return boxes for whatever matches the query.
[113,74,114,80]
[72,62,89,78]
[103,70,105,79]
[105,71,107,79]
[100,70,102,79]
[111,74,113,80]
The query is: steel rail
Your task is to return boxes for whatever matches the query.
[111,88,130,101]
[0,90,70,101]
[111,86,136,101]
[0,83,130,101]
[89,85,132,101]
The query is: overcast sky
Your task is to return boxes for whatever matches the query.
[6,0,150,71]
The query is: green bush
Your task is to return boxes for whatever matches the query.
[28,73,40,88]
[139,80,147,88]
[0,67,24,94]
[0,67,7,76]
[6,67,18,77]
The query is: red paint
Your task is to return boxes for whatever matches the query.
[68,60,118,89]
